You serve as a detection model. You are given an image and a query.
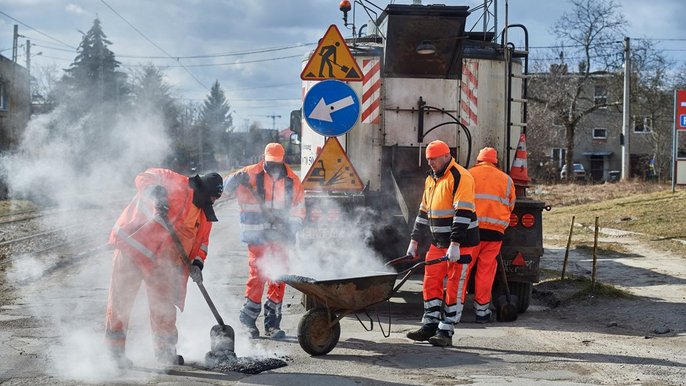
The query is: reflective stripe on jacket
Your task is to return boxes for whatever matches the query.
[226,161,305,245]
[468,162,516,240]
[107,168,212,310]
[411,158,480,248]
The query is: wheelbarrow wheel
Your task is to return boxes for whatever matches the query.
[297,308,340,356]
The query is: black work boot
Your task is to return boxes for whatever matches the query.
[475,311,492,324]
[428,329,453,347]
[264,301,285,339]
[406,323,438,342]
[239,310,259,339]
[155,349,184,365]
[109,348,133,369]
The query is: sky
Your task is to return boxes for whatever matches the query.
[1,0,685,132]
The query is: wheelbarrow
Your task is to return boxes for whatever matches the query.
[280,256,448,356]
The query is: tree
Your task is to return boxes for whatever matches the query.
[131,65,182,167]
[197,80,233,170]
[532,0,627,182]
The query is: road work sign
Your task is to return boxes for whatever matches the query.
[300,24,363,81]
[303,79,360,137]
[302,137,364,192]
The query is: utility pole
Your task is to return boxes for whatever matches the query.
[12,25,18,63]
[621,37,631,181]
[25,40,31,96]
[265,114,282,131]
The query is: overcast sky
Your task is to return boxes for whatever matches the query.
[1,0,685,131]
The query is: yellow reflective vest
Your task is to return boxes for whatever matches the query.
[411,158,480,248]
[468,162,516,240]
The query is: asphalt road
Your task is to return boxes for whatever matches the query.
[1,201,685,385]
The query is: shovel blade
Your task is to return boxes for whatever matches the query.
[496,294,519,322]
[210,324,235,353]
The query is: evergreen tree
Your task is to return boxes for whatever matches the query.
[198,80,233,170]
[62,18,128,110]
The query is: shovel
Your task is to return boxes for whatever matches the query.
[495,253,519,322]
[157,214,236,363]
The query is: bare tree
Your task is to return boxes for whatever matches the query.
[531,0,627,181]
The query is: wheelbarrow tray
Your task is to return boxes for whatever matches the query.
[280,273,399,313]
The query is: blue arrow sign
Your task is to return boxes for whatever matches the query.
[303,80,360,137]
[681,114,686,128]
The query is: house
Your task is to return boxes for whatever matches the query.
[0,54,31,198]
[527,64,666,183]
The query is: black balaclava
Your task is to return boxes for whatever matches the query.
[264,161,286,179]
[189,172,223,222]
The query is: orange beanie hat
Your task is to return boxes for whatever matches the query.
[425,140,450,158]
[477,147,498,164]
[264,143,285,162]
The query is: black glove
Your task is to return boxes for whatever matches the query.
[189,258,203,283]
[151,185,169,217]
[235,171,249,186]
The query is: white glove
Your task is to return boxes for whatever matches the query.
[447,242,461,263]
[406,239,418,258]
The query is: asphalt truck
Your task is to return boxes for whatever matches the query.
[295,2,546,313]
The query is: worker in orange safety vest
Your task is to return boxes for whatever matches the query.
[105,168,223,368]
[405,140,480,347]
[223,143,305,340]
[466,147,516,323]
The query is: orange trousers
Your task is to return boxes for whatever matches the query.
[105,250,180,355]
[245,243,287,305]
[466,240,502,308]
[421,244,473,332]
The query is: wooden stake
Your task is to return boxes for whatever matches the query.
[561,215,575,280]
[591,216,599,292]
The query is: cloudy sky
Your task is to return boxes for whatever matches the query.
[1,0,685,131]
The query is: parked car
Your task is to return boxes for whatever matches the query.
[560,163,586,180]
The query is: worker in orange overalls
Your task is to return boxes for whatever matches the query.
[405,140,480,347]
[105,168,223,368]
[223,143,305,339]
[467,147,516,322]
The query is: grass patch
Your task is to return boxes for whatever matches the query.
[571,276,634,299]
[0,200,37,216]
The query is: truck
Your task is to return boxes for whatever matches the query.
[295,2,547,314]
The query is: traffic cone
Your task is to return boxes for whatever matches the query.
[510,132,530,188]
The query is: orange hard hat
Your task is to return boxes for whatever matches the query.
[425,140,450,158]
[264,143,285,163]
[477,147,498,164]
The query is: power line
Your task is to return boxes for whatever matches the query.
[100,0,208,90]
[115,42,315,60]
[150,54,302,68]
[0,10,76,50]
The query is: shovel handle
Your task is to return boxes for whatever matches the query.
[196,282,225,327]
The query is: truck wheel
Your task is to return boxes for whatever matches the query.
[509,281,532,313]
[297,308,340,356]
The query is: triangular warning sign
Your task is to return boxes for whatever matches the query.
[302,137,364,192]
[512,252,526,266]
[300,24,364,82]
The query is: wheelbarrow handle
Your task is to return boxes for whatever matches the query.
[391,256,449,294]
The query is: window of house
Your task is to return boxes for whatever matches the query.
[594,84,607,108]
[593,128,607,139]
[634,116,652,133]
[0,81,7,111]
[552,148,567,168]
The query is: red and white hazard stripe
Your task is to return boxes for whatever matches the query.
[460,60,479,128]
[361,58,381,124]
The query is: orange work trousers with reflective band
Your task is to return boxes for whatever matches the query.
[105,250,180,355]
[466,240,502,307]
[245,243,288,305]
[422,244,474,331]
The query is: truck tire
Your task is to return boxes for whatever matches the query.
[509,281,532,313]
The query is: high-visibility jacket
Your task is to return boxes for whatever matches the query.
[468,162,516,240]
[108,168,212,309]
[411,158,480,248]
[226,161,305,245]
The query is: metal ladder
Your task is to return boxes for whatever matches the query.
[502,24,529,172]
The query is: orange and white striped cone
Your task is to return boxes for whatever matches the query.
[510,132,530,188]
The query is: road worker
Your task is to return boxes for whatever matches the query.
[405,140,479,347]
[467,147,516,322]
[223,143,305,339]
[105,168,223,368]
